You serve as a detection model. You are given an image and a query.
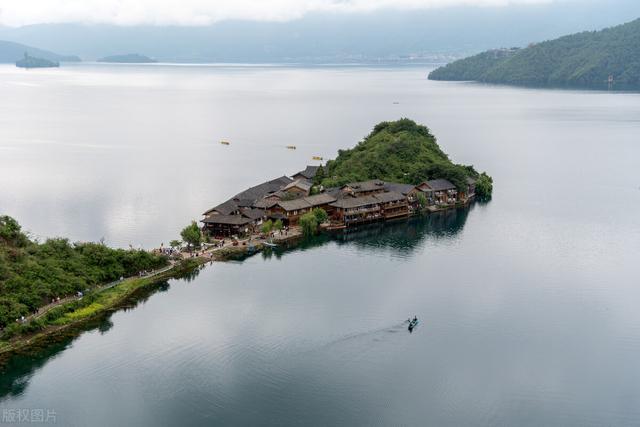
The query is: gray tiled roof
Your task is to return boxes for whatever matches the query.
[344,180,386,193]
[202,214,252,225]
[425,179,456,191]
[293,165,319,180]
[203,199,239,216]
[384,182,415,195]
[373,191,406,203]
[241,208,265,220]
[203,176,292,215]
[274,193,338,212]
[234,176,293,202]
[284,179,312,192]
[330,195,381,209]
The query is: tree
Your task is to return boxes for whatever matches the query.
[261,220,273,235]
[180,221,202,250]
[273,219,283,232]
[475,172,493,201]
[299,212,318,237]
[416,192,427,209]
[169,240,182,249]
[313,164,325,185]
[312,208,328,224]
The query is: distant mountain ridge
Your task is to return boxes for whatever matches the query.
[428,18,640,90]
[2,1,640,63]
[0,40,80,63]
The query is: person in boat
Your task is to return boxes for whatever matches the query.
[413,316,417,323]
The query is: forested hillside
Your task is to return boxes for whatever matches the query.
[429,18,640,90]
[0,216,167,329]
[321,119,492,196]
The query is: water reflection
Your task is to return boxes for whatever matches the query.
[0,208,471,398]
[0,280,172,399]
[261,207,471,261]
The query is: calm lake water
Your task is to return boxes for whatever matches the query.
[1,63,640,426]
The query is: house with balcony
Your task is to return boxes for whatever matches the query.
[413,179,458,206]
[267,193,337,225]
[329,195,383,225]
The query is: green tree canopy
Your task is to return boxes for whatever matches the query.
[312,208,328,224]
[299,212,318,237]
[0,216,167,329]
[321,118,490,194]
[429,18,640,90]
[180,221,202,250]
[261,220,273,234]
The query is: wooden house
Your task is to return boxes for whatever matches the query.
[341,180,386,197]
[374,191,410,219]
[283,179,312,197]
[329,195,382,225]
[267,193,337,225]
[414,179,458,205]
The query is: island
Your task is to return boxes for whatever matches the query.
[15,52,59,69]
[428,18,640,90]
[97,53,157,63]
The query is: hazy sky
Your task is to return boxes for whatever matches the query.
[0,0,560,27]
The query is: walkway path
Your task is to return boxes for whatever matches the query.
[25,262,176,323]
[22,227,303,325]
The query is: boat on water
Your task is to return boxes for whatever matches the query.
[286,145,296,150]
[263,241,278,248]
[408,318,419,331]
[312,156,323,161]
[220,140,230,145]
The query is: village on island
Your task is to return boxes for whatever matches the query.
[200,164,477,243]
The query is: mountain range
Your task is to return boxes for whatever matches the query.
[1,0,639,63]
[0,40,80,63]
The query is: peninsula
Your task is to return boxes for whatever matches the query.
[97,53,157,63]
[0,119,492,360]
[428,18,640,90]
[202,119,492,237]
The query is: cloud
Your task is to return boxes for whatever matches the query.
[0,0,558,27]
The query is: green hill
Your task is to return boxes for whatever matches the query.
[321,118,492,196]
[0,40,80,63]
[0,216,167,332]
[97,53,157,63]
[428,18,640,90]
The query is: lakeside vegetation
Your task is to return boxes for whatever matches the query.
[321,118,492,199]
[0,216,168,333]
[429,18,640,90]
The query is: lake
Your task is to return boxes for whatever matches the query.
[1,63,640,426]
